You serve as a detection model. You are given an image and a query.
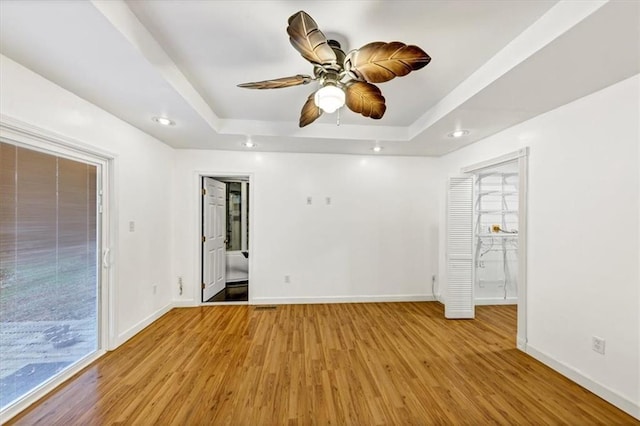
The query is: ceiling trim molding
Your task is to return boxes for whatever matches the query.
[408,0,608,140]
[76,0,624,156]
[91,0,222,131]
[94,0,607,145]
[218,119,409,141]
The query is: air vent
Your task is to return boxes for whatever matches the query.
[255,306,277,310]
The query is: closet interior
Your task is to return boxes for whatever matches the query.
[474,162,519,305]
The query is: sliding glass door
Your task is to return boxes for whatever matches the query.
[0,141,101,411]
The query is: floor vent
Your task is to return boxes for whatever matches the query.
[255,306,277,310]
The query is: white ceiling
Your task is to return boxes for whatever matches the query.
[0,0,638,156]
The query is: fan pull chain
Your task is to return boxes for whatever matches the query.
[336,107,341,126]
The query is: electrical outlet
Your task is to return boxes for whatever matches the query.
[178,276,183,295]
[592,336,605,354]
[284,275,291,284]
[129,221,135,232]
[152,284,157,295]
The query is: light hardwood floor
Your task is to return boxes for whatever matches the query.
[7,303,638,425]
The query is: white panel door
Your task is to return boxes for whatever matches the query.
[203,178,226,301]
[445,176,475,319]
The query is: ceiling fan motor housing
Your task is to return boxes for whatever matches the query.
[328,40,346,70]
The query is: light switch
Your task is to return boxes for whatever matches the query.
[306,196,312,205]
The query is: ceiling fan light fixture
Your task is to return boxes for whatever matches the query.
[238,11,431,127]
[314,85,345,113]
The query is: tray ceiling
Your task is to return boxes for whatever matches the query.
[1,0,638,156]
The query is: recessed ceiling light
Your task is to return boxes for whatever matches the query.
[448,129,469,138]
[372,146,383,152]
[243,137,255,148]
[152,116,174,126]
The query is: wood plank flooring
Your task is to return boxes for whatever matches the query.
[7,303,638,425]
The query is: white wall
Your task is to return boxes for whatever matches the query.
[439,74,640,416]
[172,151,440,304]
[0,55,175,347]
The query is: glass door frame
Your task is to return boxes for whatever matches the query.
[0,116,114,422]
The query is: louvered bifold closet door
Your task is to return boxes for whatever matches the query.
[445,176,475,319]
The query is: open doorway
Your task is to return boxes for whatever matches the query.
[473,161,519,306]
[446,148,528,349]
[464,148,528,349]
[201,176,250,303]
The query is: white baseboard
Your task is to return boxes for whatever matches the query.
[474,297,518,306]
[114,303,173,349]
[172,299,197,308]
[252,294,436,305]
[525,345,639,420]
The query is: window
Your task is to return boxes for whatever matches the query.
[0,141,102,411]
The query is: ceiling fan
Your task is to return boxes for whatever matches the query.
[238,11,431,127]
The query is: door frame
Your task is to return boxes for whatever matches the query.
[0,115,115,421]
[461,147,529,350]
[196,171,254,305]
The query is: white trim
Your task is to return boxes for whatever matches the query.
[105,156,119,350]
[516,337,527,351]
[516,149,529,349]
[0,114,116,160]
[115,303,173,347]
[172,299,197,308]
[252,294,436,305]
[461,148,528,174]
[525,345,640,420]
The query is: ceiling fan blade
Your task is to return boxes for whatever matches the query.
[345,41,431,83]
[345,81,386,119]
[287,11,337,66]
[237,74,313,89]
[299,91,322,127]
